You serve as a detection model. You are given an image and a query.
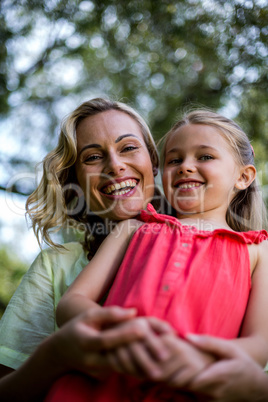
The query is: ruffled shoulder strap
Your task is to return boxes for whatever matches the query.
[221,229,268,245]
[140,204,268,245]
[140,203,179,226]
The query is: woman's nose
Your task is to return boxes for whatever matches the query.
[103,153,126,176]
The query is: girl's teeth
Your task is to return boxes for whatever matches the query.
[178,183,201,189]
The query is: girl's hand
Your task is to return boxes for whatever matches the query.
[106,332,214,386]
[105,316,176,378]
[154,333,214,387]
[186,334,268,401]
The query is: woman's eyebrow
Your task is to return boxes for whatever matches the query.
[78,143,101,157]
[78,134,140,157]
[115,134,140,143]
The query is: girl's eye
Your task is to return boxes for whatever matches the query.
[167,158,182,165]
[200,155,213,161]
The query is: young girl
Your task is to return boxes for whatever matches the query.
[46,110,268,401]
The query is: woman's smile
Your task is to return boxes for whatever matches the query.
[100,178,139,196]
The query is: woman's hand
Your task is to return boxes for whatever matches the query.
[51,307,174,379]
[186,334,268,401]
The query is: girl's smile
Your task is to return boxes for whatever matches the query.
[174,179,204,191]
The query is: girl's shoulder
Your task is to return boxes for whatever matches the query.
[257,238,268,253]
[232,229,268,245]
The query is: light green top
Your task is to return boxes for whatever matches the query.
[0,242,88,370]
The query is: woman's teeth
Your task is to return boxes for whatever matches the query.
[103,180,137,195]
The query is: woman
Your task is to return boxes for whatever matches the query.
[0,98,205,400]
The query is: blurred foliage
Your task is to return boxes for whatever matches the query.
[0,247,28,317]
[0,0,267,196]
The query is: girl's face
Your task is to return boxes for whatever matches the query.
[162,124,243,221]
[75,110,155,221]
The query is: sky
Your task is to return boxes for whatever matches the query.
[0,191,40,263]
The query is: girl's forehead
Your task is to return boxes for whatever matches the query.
[165,123,231,152]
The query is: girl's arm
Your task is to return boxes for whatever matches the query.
[106,241,268,389]
[56,219,142,327]
[149,241,268,389]
[230,241,268,366]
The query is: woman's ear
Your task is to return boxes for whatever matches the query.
[235,165,256,190]
[153,166,158,177]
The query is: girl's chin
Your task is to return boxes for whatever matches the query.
[173,203,200,213]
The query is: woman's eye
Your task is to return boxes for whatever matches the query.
[122,145,139,152]
[84,155,102,162]
[200,155,213,161]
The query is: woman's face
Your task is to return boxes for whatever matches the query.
[75,110,155,221]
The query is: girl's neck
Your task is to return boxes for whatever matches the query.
[176,212,232,231]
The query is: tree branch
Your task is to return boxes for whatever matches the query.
[0,185,30,197]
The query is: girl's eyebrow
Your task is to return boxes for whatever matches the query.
[166,145,219,154]
[78,134,140,157]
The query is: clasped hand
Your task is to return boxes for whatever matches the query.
[55,305,213,393]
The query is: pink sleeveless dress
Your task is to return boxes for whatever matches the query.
[46,204,268,401]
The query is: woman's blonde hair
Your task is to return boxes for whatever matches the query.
[160,109,267,231]
[26,98,159,255]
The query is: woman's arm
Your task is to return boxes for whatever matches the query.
[56,219,142,327]
[0,306,175,401]
[187,334,268,401]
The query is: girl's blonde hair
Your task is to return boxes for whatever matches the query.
[161,109,267,232]
[26,98,159,255]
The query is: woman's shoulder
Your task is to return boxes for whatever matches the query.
[31,242,87,274]
[40,242,84,257]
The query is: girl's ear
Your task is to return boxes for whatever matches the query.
[235,165,256,190]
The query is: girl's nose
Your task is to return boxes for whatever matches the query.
[177,159,197,175]
[103,153,126,176]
